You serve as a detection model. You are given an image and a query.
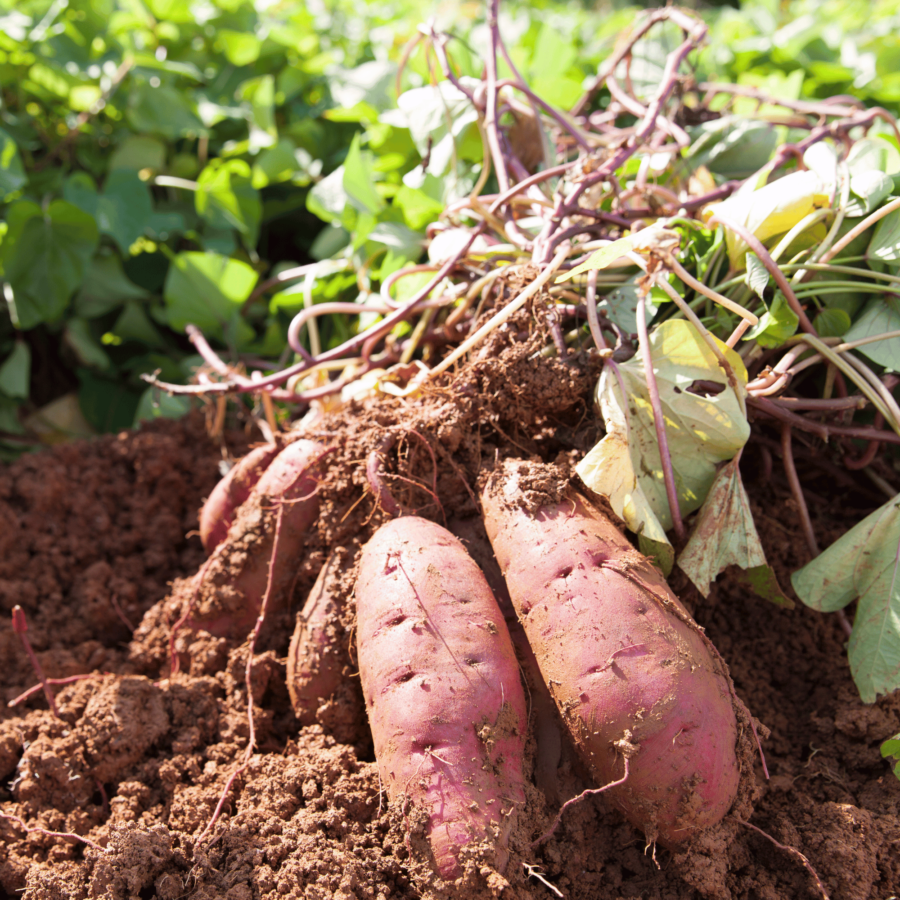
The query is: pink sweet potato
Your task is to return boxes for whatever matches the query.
[449,516,564,804]
[287,552,349,725]
[184,439,325,638]
[355,516,527,880]
[481,459,748,846]
[199,443,281,553]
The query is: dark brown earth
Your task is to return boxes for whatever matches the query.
[1,314,898,900]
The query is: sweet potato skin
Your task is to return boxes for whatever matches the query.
[199,443,280,553]
[355,516,527,880]
[481,460,744,846]
[186,439,324,638]
[287,552,348,725]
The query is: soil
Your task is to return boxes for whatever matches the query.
[1,312,898,900]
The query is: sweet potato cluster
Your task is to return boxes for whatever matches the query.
[188,442,752,882]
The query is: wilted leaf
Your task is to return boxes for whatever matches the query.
[577,320,749,542]
[556,237,634,282]
[792,494,900,702]
[705,169,829,267]
[678,457,790,604]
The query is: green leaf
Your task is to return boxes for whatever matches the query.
[163,251,257,335]
[687,117,778,179]
[867,209,900,265]
[678,457,790,605]
[134,387,192,426]
[846,170,894,217]
[342,134,385,216]
[577,320,750,544]
[882,735,900,780]
[792,494,900,702]
[394,185,444,231]
[307,166,349,224]
[556,237,635,282]
[594,276,657,334]
[0,201,99,330]
[219,30,262,66]
[109,136,167,173]
[127,81,204,139]
[0,342,30,399]
[78,369,141,434]
[0,127,27,198]
[195,159,261,244]
[733,565,794,609]
[111,302,165,347]
[252,138,301,189]
[64,318,111,370]
[745,292,799,348]
[843,295,900,369]
[744,252,770,299]
[65,171,154,253]
[814,307,852,338]
[74,253,150,319]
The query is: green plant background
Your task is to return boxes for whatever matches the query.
[2,0,900,454]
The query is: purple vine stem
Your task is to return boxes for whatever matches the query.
[11,605,60,719]
[635,292,685,542]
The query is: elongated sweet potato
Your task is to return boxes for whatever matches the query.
[199,443,280,553]
[184,439,325,638]
[356,516,527,880]
[481,459,748,847]
[448,516,564,804]
[287,551,349,725]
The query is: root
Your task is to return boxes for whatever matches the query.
[735,817,830,900]
[531,752,632,849]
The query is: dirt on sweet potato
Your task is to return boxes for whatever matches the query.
[0,317,898,900]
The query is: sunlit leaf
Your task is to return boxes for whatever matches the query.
[556,237,635,282]
[745,291,799,348]
[705,169,829,268]
[792,493,900,702]
[343,133,385,216]
[163,251,257,335]
[577,320,749,542]
[195,159,261,243]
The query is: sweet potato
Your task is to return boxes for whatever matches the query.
[448,516,564,804]
[184,439,325,638]
[481,459,747,846]
[287,551,349,725]
[199,443,280,553]
[355,516,527,880]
